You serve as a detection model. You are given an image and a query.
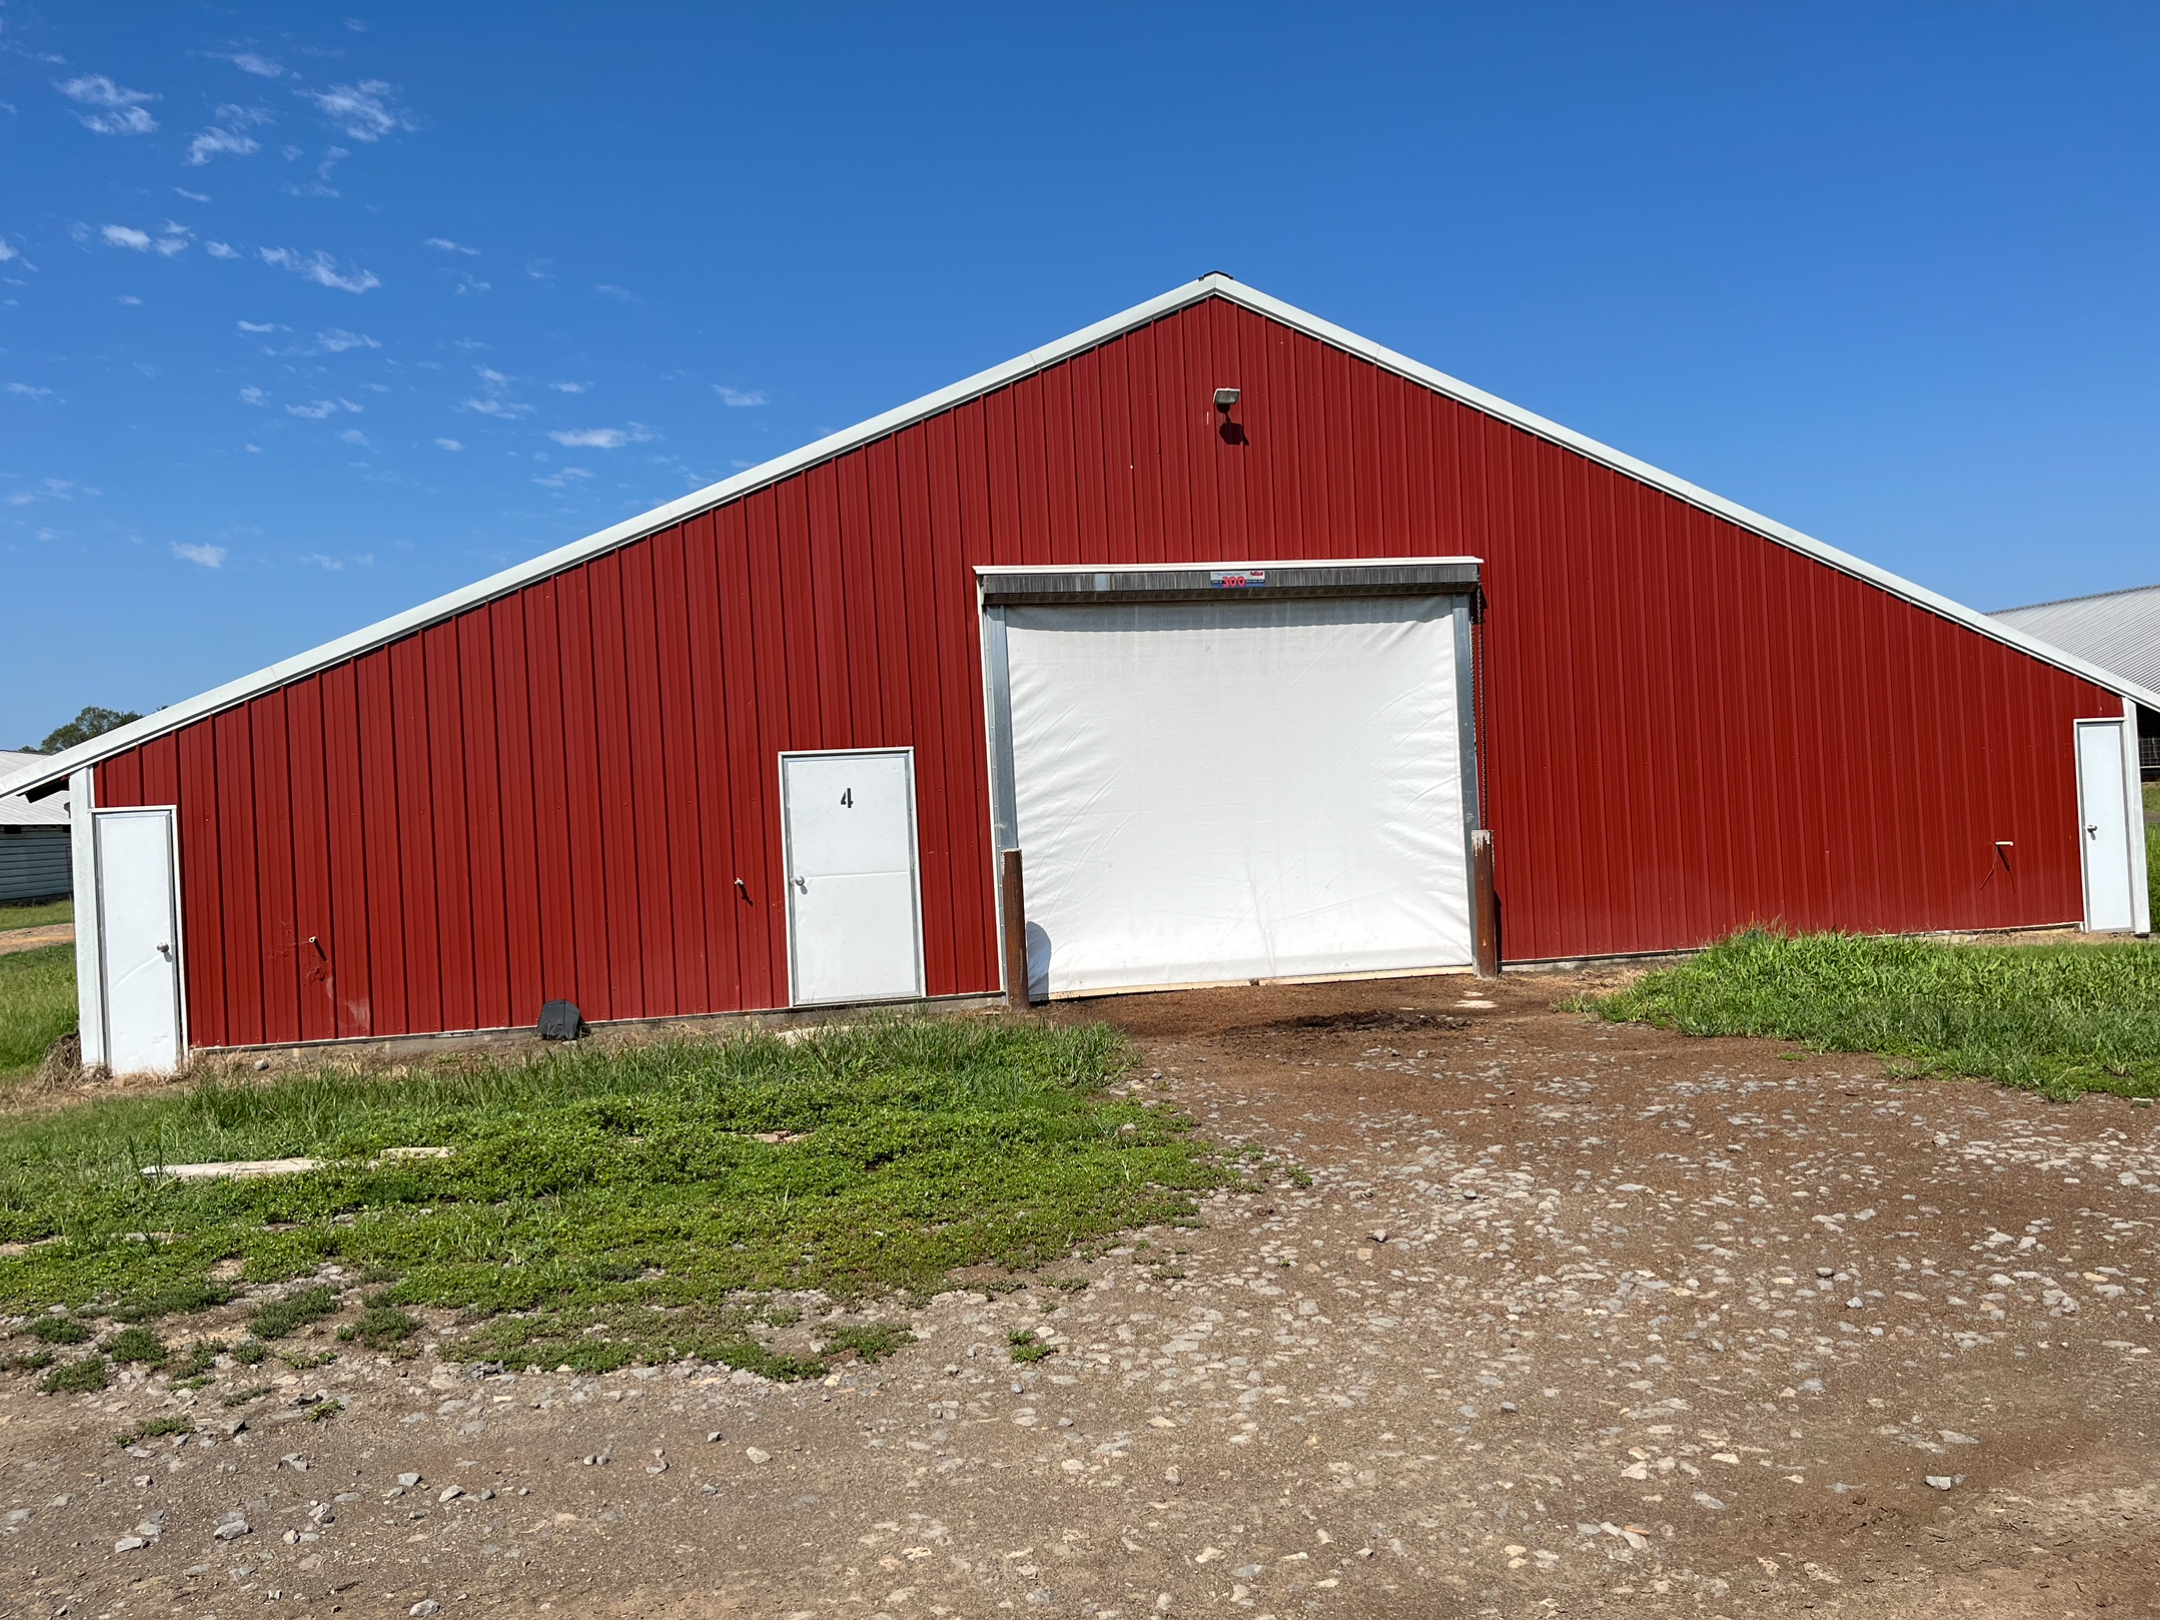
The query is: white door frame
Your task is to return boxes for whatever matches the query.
[92,804,187,1071]
[2132,698,2156,937]
[777,746,926,1007]
[2074,716,2145,935]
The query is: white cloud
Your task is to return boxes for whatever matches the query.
[315,327,377,352]
[593,283,635,303]
[228,52,284,78]
[425,237,478,255]
[116,294,142,306]
[304,80,415,142]
[187,125,259,165]
[174,187,212,203]
[104,222,190,256]
[172,541,226,568]
[547,425,652,449]
[4,382,54,398]
[259,246,379,293]
[434,437,464,451]
[715,386,767,407]
[459,396,531,417]
[236,321,278,334]
[299,553,343,569]
[206,240,240,259]
[549,380,587,393]
[287,397,362,419]
[239,386,266,404]
[524,258,554,283]
[0,242,17,263]
[337,427,368,445]
[56,75,158,136]
[452,274,489,296]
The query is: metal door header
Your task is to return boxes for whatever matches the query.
[975,556,1481,607]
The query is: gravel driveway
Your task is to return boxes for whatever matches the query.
[4,969,2157,1618]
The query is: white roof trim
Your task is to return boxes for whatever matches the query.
[7,273,2154,801]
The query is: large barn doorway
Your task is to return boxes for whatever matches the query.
[979,561,1481,1001]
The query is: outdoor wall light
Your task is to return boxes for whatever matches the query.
[1214,387,1241,411]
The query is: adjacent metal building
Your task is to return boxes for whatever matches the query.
[4,276,2153,1071]
[1994,583,2160,777]
[0,750,71,903]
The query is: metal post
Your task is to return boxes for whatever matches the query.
[1471,829,1499,978]
[1001,848,1030,1009]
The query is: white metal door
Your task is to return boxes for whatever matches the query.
[781,749,924,1006]
[96,808,182,1074]
[2076,720,2137,932]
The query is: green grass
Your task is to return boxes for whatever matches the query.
[115,1412,192,1447]
[39,1353,107,1393]
[338,1304,420,1351]
[0,898,72,934]
[103,1325,166,1364]
[1589,929,2160,1099]
[0,1017,1224,1378]
[817,1322,914,1364]
[0,944,76,1083]
[1006,1327,1055,1363]
[2148,819,2159,927]
[249,1285,341,1339]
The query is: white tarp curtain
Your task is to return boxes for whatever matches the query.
[1006,595,1470,998]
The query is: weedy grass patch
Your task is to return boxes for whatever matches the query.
[0,1017,1225,1378]
[0,898,72,935]
[1588,929,2160,1099]
[0,944,76,1084]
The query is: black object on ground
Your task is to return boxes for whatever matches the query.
[537,1000,585,1042]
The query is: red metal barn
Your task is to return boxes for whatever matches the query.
[6,276,2152,1072]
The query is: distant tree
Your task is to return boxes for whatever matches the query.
[27,706,142,755]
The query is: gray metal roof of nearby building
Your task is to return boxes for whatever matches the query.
[1993,582,2160,702]
[0,751,70,827]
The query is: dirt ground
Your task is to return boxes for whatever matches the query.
[5,968,2159,1620]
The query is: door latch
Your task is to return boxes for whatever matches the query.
[793,876,808,892]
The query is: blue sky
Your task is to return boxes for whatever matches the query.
[4,4,2157,747]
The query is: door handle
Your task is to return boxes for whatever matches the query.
[156,943,172,958]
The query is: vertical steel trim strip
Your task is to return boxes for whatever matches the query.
[980,602,1018,998]
[1452,593,1482,945]
[165,805,189,1060]
[68,767,104,1068]
[2125,697,2152,935]
[778,754,802,1006]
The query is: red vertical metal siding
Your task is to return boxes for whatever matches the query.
[93,296,2121,1046]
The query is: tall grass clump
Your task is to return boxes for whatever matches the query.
[0,944,76,1083]
[1591,928,2160,1100]
[0,1016,1225,1374]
